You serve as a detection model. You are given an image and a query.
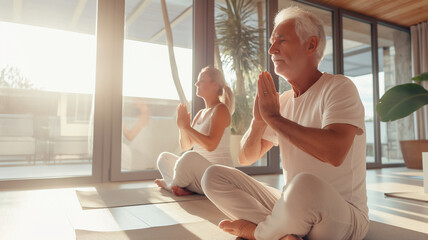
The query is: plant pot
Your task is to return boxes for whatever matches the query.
[399,140,428,169]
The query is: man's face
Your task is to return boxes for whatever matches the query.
[268,19,307,80]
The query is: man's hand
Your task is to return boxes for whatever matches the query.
[253,94,265,123]
[253,73,264,124]
[257,71,281,124]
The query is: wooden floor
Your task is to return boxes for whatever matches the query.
[0,167,426,240]
[364,167,428,239]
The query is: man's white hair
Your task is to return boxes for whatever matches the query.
[274,6,326,64]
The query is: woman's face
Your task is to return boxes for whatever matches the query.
[195,72,218,98]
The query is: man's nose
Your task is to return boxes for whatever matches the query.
[268,43,277,55]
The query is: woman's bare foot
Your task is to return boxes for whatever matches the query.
[279,234,304,240]
[171,186,194,196]
[154,179,168,189]
[218,219,257,240]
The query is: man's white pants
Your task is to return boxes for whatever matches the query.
[201,165,369,240]
[157,151,212,194]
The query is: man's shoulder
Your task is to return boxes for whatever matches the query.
[320,73,357,91]
[321,73,352,83]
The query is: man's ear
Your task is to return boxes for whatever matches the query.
[306,36,319,56]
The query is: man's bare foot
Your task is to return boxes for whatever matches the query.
[279,234,304,240]
[218,219,257,240]
[154,179,168,189]
[171,186,194,196]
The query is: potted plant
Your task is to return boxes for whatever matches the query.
[376,72,428,169]
[215,0,263,165]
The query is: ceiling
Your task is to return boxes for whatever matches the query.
[312,0,428,27]
[2,0,426,47]
[0,0,193,48]
[0,0,422,77]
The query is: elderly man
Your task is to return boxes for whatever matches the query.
[201,6,369,240]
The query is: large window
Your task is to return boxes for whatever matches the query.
[378,24,413,164]
[214,0,268,168]
[342,17,375,163]
[0,0,97,180]
[0,0,413,186]
[115,0,193,179]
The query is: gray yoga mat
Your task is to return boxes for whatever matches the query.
[75,221,239,240]
[76,187,206,209]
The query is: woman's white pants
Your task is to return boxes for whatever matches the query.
[157,151,212,195]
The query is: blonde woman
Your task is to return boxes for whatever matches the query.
[155,66,235,196]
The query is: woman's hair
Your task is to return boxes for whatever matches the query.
[200,66,235,114]
[274,6,326,64]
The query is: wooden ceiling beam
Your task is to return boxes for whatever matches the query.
[150,6,193,41]
[69,0,88,29]
[126,0,152,28]
[313,0,428,27]
[13,0,22,21]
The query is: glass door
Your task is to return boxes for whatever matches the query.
[342,16,375,163]
[111,0,194,181]
[0,0,97,182]
[214,0,282,174]
[377,24,413,165]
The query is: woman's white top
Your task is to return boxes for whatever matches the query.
[192,103,234,167]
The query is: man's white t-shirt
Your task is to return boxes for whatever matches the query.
[263,72,368,219]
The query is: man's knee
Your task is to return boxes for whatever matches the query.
[291,173,323,190]
[284,173,326,206]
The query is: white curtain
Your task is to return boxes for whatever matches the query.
[411,21,428,139]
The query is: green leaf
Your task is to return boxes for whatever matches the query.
[412,72,428,82]
[376,83,428,122]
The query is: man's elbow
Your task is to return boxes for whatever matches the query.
[238,159,252,166]
[206,146,216,152]
[206,142,219,152]
[327,153,347,167]
[238,153,253,166]
[330,159,344,167]
[180,145,191,152]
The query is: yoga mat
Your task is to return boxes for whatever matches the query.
[75,221,238,240]
[69,200,228,232]
[384,192,428,203]
[76,187,206,209]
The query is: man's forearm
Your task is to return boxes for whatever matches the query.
[265,115,357,167]
[238,120,268,165]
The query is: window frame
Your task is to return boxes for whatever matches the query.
[296,0,411,168]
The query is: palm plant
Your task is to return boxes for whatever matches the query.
[216,0,264,134]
